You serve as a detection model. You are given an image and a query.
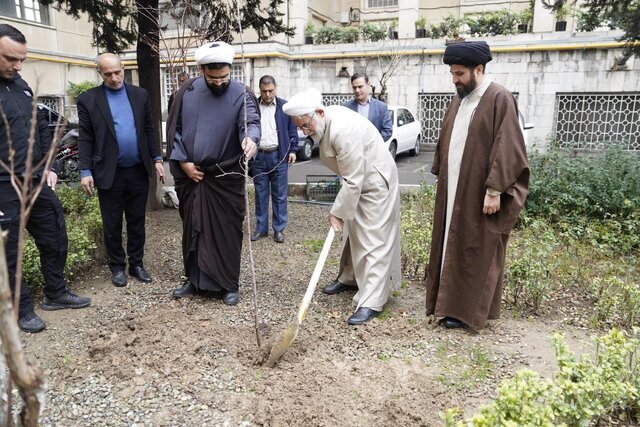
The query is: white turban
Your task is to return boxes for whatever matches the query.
[282,88,323,117]
[195,41,235,65]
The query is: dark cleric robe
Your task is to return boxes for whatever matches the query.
[426,82,529,330]
[167,78,261,292]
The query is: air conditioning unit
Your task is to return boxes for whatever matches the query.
[340,11,350,24]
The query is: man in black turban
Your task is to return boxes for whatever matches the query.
[425,40,530,331]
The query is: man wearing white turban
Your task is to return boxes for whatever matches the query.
[283,89,402,325]
[166,41,260,305]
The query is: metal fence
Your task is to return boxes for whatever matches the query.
[554,92,640,150]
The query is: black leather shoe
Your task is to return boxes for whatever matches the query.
[251,232,268,242]
[322,280,355,295]
[172,280,197,298]
[442,317,464,329]
[222,291,240,306]
[41,291,91,311]
[273,231,285,243]
[129,265,152,283]
[18,311,46,333]
[111,270,127,287]
[347,307,381,325]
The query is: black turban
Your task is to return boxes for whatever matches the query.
[443,41,492,66]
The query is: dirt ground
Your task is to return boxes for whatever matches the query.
[19,201,594,426]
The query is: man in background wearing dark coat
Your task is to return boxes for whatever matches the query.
[426,41,529,331]
[343,73,393,142]
[250,75,298,243]
[78,53,165,287]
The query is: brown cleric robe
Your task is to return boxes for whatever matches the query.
[426,81,530,330]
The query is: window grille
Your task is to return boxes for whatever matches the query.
[418,92,519,144]
[555,93,640,150]
[162,64,245,99]
[37,96,63,113]
[322,94,351,106]
[367,0,398,7]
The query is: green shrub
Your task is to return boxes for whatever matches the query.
[527,146,640,221]
[314,26,344,44]
[425,16,464,39]
[67,80,97,98]
[400,183,434,279]
[340,27,360,43]
[361,22,387,42]
[465,10,523,36]
[504,216,558,313]
[589,276,640,329]
[22,185,103,285]
[445,329,640,426]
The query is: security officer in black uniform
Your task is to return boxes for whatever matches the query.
[0,24,91,333]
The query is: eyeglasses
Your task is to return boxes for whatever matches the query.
[204,74,230,85]
[299,113,316,131]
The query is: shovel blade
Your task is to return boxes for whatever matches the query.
[266,321,300,367]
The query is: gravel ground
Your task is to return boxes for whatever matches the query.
[16,200,593,426]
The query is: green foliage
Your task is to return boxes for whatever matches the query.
[549,0,640,60]
[304,22,315,37]
[400,183,434,279]
[504,216,558,313]
[360,22,388,42]
[589,276,640,329]
[465,10,524,36]
[415,16,427,29]
[314,26,344,44]
[22,185,103,285]
[446,329,640,426]
[526,147,640,252]
[340,27,360,43]
[302,238,324,253]
[425,16,464,39]
[67,80,97,98]
[437,345,494,391]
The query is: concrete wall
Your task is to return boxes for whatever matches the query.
[245,31,640,147]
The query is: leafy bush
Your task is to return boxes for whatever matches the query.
[589,276,640,329]
[400,183,434,279]
[444,328,640,426]
[314,26,344,44]
[360,22,388,42]
[465,10,523,36]
[340,27,360,43]
[527,147,640,221]
[425,16,464,39]
[504,216,558,313]
[23,185,103,285]
[67,80,97,98]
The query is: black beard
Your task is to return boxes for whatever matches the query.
[206,81,230,96]
[456,75,478,99]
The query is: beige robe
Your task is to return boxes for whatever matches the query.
[319,106,402,310]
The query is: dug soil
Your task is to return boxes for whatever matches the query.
[21,201,593,426]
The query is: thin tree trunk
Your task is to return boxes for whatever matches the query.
[0,232,46,427]
[137,0,164,211]
[0,348,7,426]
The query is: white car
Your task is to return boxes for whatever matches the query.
[518,110,535,150]
[386,105,422,160]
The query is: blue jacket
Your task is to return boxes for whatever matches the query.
[343,97,393,141]
[260,96,298,158]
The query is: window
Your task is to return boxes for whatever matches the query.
[162,64,246,100]
[367,0,398,7]
[0,0,50,25]
[555,92,640,150]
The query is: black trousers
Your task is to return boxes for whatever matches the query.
[0,181,68,316]
[97,164,149,273]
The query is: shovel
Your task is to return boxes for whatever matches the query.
[266,227,335,367]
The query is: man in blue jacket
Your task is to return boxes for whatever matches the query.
[343,73,393,142]
[251,75,298,243]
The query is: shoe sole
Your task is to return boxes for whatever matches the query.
[20,324,46,333]
[131,277,152,283]
[40,301,91,311]
[112,281,128,287]
[251,235,268,242]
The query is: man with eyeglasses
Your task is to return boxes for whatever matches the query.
[283,88,401,326]
[250,75,298,244]
[166,41,260,306]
